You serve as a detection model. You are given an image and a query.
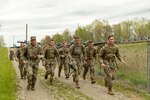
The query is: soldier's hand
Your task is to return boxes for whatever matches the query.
[42,62,45,66]
[121,59,126,65]
[69,61,73,65]
[15,58,18,62]
[101,63,105,68]
[23,60,28,64]
[83,60,87,64]
[60,55,65,58]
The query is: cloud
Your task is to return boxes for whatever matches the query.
[0,0,150,46]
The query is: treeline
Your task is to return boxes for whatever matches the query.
[41,18,150,45]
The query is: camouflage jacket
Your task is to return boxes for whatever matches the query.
[44,45,59,60]
[85,46,96,61]
[98,44,121,63]
[69,43,86,60]
[22,44,42,61]
[59,47,69,59]
[16,47,26,60]
[96,44,105,54]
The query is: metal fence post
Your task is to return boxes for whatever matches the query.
[147,41,150,93]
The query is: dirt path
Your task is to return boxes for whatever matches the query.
[53,68,131,100]
[13,61,55,100]
[13,59,133,100]
[36,62,131,100]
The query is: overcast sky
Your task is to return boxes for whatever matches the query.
[0,0,150,47]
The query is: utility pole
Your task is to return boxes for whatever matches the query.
[26,24,28,42]
[13,35,15,47]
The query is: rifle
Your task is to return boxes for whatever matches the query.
[68,61,77,77]
[93,41,106,46]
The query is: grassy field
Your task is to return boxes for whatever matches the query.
[0,48,16,100]
[118,42,147,89]
[96,42,150,99]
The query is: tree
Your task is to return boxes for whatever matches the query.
[52,33,64,43]
[103,25,112,40]
[40,35,51,46]
[40,18,150,43]
[112,24,123,40]
[62,28,72,42]
[134,18,150,38]
[89,19,105,42]
[75,26,89,42]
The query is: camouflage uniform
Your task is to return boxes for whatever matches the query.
[44,45,59,83]
[96,43,105,54]
[69,42,85,88]
[22,37,42,90]
[58,46,70,78]
[83,46,96,84]
[98,44,121,94]
[16,46,27,79]
[9,49,15,61]
[96,43,106,69]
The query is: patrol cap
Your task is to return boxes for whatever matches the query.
[30,36,36,40]
[73,35,80,39]
[62,40,67,44]
[75,37,80,40]
[88,40,93,44]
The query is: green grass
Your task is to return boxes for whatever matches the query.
[96,76,150,100]
[0,48,16,100]
[118,42,147,89]
[38,69,92,100]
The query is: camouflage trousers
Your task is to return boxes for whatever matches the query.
[26,60,39,87]
[18,60,27,79]
[58,58,69,77]
[83,60,95,79]
[45,59,56,82]
[103,61,116,88]
[72,58,82,82]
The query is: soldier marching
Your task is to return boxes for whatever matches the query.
[83,40,96,84]
[98,35,125,95]
[43,39,59,83]
[21,36,43,90]
[58,41,70,79]
[15,42,27,79]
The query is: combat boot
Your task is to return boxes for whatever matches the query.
[83,74,86,80]
[58,73,61,77]
[76,81,80,89]
[31,83,35,91]
[108,87,114,95]
[45,74,48,79]
[21,74,23,79]
[104,78,108,87]
[50,76,53,84]
[21,76,23,79]
[24,71,27,80]
[58,69,61,77]
[72,75,75,82]
[27,82,31,90]
[66,74,69,79]
[91,77,96,84]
